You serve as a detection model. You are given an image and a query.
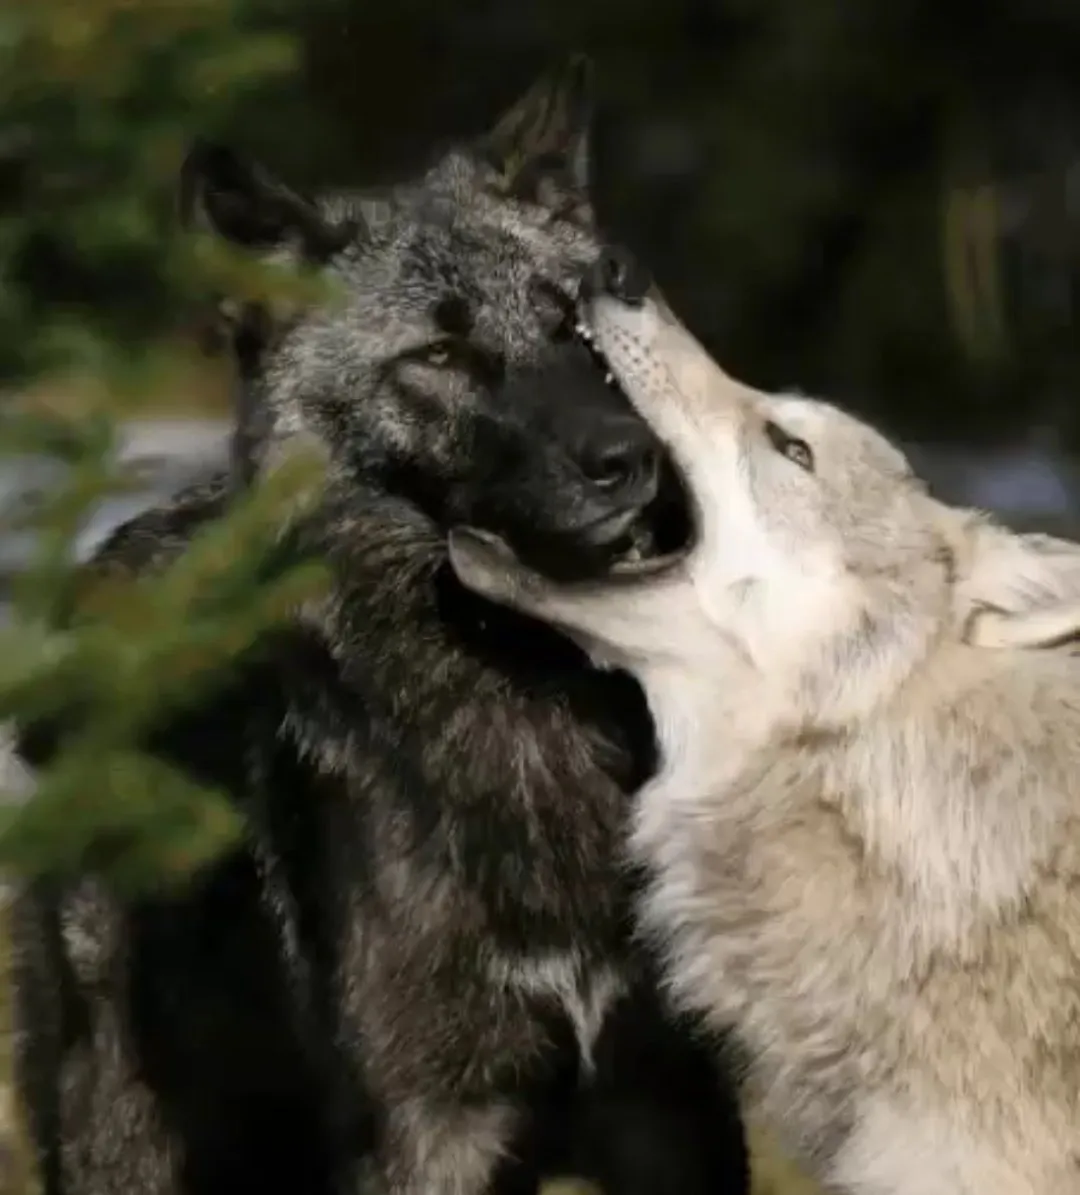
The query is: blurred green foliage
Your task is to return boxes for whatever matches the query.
[0,0,291,386]
[0,0,332,892]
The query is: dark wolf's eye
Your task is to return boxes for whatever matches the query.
[764,420,814,473]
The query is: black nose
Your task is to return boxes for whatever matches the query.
[584,245,652,307]
[578,414,661,501]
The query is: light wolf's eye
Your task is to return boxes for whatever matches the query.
[764,420,815,473]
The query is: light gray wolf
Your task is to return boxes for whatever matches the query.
[11,60,748,1195]
[449,250,1080,1195]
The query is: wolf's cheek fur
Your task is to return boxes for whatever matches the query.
[388,359,484,433]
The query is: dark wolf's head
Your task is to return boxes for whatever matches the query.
[180,57,689,579]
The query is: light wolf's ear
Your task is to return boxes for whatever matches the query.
[958,520,1080,649]
[478,54,595,227]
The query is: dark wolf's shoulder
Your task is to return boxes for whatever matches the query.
[92,473,231,575]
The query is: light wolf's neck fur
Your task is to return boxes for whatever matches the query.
[632,640,1080,1195]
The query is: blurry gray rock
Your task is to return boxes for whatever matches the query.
[0,418,230,601]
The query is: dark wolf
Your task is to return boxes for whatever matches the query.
[12,58,749,1195]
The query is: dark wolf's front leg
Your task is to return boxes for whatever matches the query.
[57,1006,180,1195]
[16,861,346,1195]
[13,880,181,1195]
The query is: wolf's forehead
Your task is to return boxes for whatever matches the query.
[341,212,591,324]
[438,209,595,303]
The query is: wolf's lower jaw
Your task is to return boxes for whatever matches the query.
[599,491,694,576]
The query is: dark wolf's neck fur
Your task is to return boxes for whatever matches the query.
[292,477,657,954]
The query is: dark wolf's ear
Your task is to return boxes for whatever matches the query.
[179,140,360,364]
[479,54,595,226]
[179,140,358,262]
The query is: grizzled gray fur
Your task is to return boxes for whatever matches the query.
[12,58,748,1195]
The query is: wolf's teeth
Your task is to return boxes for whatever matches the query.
[604,371,614,385]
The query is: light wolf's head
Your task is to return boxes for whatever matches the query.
[450,254,1080,725]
